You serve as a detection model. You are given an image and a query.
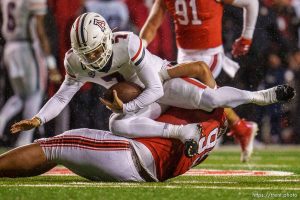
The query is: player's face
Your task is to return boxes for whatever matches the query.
[83,44,105,64]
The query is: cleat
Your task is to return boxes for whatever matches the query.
[184,139,198,158]
[240,121,258,162]
[227,119,258,162]
[275,85,295,102]
[254,85,296,106]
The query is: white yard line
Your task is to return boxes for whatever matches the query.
[267,179,300,182]
[199,164,291,168]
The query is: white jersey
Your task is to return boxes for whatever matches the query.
[1,0,47,41]
[36,32,168,124]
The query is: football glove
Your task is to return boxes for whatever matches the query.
[231,37,252,57]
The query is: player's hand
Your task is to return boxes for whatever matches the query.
[231,37,252,58]
[99,90,124,113]
[49,68,62,84]
[10,117,42,134]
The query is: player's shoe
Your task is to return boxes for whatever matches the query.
[227,119,258,162]
[254,84,295,106]
[275,85,296,102]
[179,123,202,158]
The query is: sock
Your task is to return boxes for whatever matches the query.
[162,124,182,139]
[250,88,277,105]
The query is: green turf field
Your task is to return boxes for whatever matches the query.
[0,146,299,200]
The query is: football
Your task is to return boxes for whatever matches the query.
[103,82,143,103]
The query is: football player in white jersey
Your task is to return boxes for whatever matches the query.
[10,13,295,157]
[0,0,62,146]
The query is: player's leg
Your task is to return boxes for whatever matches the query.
[0,47,27,137]
[15,90,43,146]
[13,44,42,146]
[109,102,201,157]
[225,108,258,162]
[177,49,253,157]
[110,102,167,138]
[0,94,23,138]
[36,128,151,182]
[217,55,258,162]
[177,50,258,162]
[0,143,56,177]
[159,78,295,112]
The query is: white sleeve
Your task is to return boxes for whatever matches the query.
[232,0,259,39]
[123,33,164,113]
[35,76,84,124]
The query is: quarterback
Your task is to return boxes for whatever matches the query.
[11,13,295,157]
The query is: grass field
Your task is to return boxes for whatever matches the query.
[0,146,299,200]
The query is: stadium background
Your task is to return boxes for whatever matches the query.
[0,0,300,147]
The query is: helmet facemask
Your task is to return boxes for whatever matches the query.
[77,34,112,71]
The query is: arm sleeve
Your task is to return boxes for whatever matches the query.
[35,76,84,124]
[232,0,259,39]
[123,33,164,113]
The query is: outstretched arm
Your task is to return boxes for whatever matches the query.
[220,0,259,57]
[139,0,167,46]
[10,77,83,134]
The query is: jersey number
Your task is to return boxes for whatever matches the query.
[7,2,16,32]
[175,0,201,25]
[198,128,218,154]
[191,128,218,168]
[102,71,125,83]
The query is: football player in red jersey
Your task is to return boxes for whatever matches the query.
[140,0,259,162]
[0,106,227,182]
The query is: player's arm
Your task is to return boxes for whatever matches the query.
[123,34,164,113]
[160,61,217,89]
[219,0,259,57]
[35,13,61,83]
[139,0,167,46]
[10,78,83,134]
[10,60,84,134]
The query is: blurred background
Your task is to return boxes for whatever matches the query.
[0,0,299,147]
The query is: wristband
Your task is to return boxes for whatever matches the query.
[46,55,57,70]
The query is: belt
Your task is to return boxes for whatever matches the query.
[130,147,156,182]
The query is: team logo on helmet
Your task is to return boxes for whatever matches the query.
[94,19,106,32]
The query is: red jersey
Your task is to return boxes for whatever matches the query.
[163,0,223,49]
[136,107,227,181]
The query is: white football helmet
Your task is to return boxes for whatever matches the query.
[70,12,113,71]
